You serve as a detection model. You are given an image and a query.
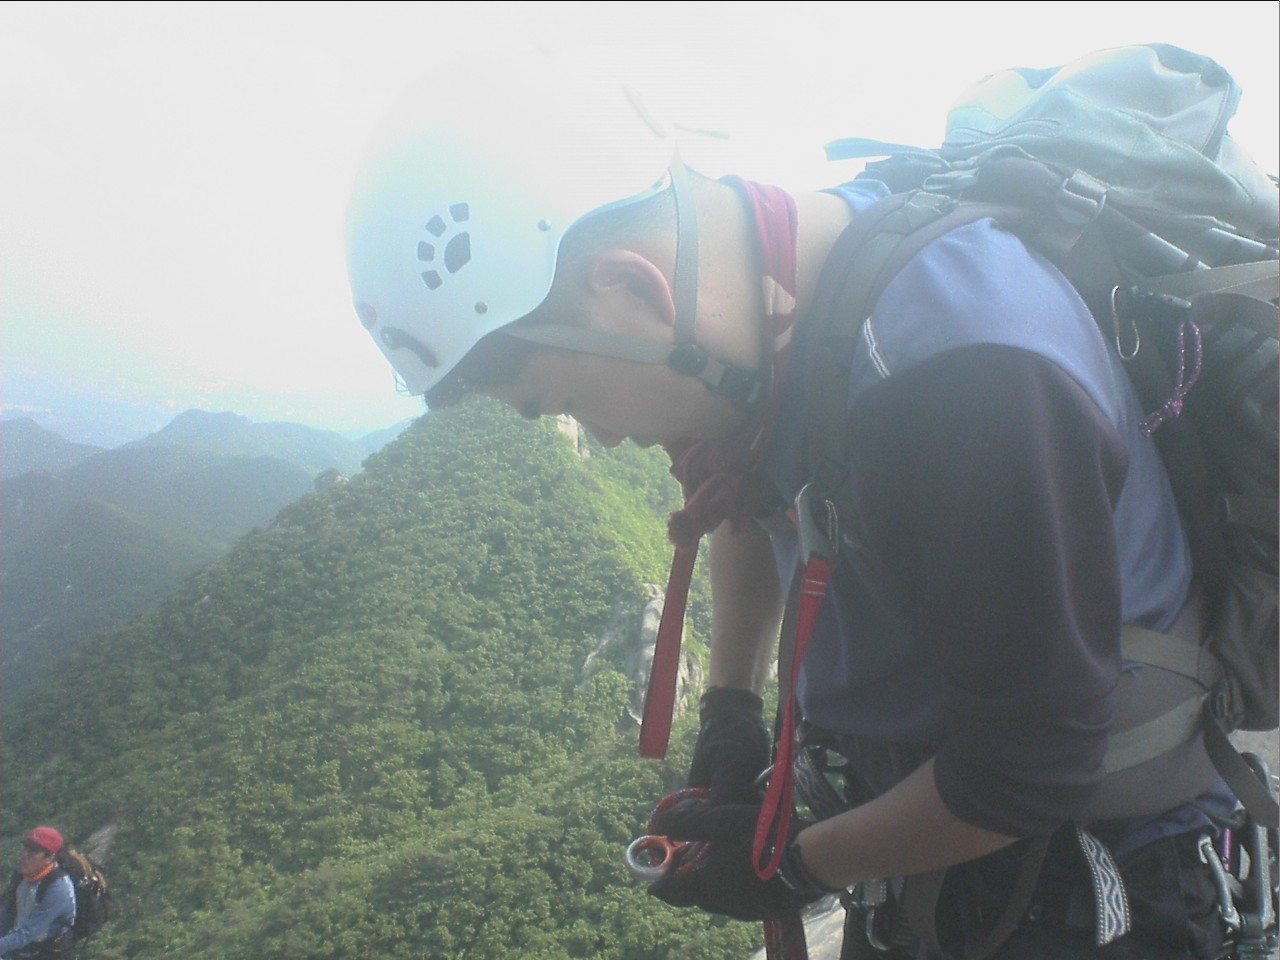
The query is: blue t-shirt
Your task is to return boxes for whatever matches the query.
[762,180,1196,836]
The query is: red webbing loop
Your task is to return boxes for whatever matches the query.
[639,544,698,758]
[753,552,835,879]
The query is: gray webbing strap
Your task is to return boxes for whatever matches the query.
[1119,625,1205,680]
[505,161,764,409]
[1203,715,1280,829]
[1138,259,1279,302]
[668,159,700,347]
[505,324,672,365]
[1102,693,1208,774]
[504,324,762,408]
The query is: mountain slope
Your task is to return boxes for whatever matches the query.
[1,416,102,478]
[1,411,384,699]
[2,400,742,960]
[1,446,316,698]
[1,496,219,692]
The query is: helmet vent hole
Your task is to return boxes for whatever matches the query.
[355,302,377,329]
[418,205,473,290]
[443,234,471,274]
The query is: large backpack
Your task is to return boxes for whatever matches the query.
[808,44,1278,826]
[56,849,110,942]
[786,43,1278,960]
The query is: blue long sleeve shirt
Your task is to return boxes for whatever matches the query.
[0,871,76,956]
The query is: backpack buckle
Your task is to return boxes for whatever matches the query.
[1055,170,1108,226]
[1208,677,1247,732]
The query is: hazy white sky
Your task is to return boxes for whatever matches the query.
[3,1,1277,437]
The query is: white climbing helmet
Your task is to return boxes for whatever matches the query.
[345,48,680,397]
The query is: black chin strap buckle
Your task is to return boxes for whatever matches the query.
[667,342,709,375]
[667,343,763,409]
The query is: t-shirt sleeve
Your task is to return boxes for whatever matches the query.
[844,342,1130,836]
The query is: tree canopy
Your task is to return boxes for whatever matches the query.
[2,400,747,959]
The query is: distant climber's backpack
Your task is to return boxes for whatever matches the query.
[810,44,1278,826]
[57,848,111,941]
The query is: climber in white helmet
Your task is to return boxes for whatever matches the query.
[345,46,1246,960]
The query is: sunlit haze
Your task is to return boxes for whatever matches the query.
[3,1,1277,443]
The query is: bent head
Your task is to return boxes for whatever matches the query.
[344,47,680,401]
[346,49,762,446]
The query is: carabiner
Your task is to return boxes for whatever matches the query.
[1110,286,1141,362]
[625,834,692,882]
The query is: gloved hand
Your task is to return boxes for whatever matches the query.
[647,801,833,922]
[688,687,772,805]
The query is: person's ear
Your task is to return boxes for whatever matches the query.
[585,249,677,334]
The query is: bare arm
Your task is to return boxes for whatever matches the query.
[708,519,784,695]
[797,758,1019,888]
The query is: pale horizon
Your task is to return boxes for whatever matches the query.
[4,1,1277,445]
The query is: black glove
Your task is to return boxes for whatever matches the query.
[688,687,771,806]
[647,802,833,922]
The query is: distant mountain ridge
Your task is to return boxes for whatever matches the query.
[127,409,370,477]
[1,409,411,699]
[1,417,103,478]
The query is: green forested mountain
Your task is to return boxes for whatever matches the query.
[1,446,313,697]
[2,400,749,960]
[1,413,385,700]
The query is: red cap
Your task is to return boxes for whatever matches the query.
[24,826,63,855]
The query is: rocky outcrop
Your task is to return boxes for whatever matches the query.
[555,415,588,458]
[584,584,702,726]
[313,467,348,493]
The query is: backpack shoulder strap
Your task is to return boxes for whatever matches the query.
[35,867,67,903]
[2,871,18,921]
[804,193,1019,507]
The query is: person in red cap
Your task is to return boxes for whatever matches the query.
[0,827,76,958]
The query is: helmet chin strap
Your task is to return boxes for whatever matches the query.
[504,161,764,410]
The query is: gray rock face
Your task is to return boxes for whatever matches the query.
[585,584,703,727]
